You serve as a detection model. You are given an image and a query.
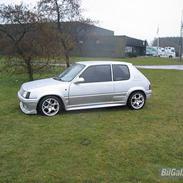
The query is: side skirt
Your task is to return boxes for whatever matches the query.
[66,102,126,111]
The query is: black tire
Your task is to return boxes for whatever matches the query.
[127,91,146,110]
[37,96,63,116]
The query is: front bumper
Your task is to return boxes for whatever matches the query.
[18,91,38,114]
[145,90,152,99]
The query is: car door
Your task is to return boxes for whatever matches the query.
[68,64,114,107]
[112,64,131,103]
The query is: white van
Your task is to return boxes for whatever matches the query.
[146,46,176,58]
[164,47,176,58]
[157,47,165,57]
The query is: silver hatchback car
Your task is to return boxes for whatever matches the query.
[18,61,152,116]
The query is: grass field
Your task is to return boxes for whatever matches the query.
[0,58,183,182]
[71,56,183,66]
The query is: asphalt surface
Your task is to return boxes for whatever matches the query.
[136,65,183,70]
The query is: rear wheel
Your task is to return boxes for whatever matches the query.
[127,91,146,110]
[38,96,62,116]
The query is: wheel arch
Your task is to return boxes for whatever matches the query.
[126,88,146,103]
[36,94,66,111]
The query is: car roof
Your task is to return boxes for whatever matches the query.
[76,61,133,67]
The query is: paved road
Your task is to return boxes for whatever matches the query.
[136,65,183,70]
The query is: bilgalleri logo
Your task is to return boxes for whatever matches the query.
[161,168,183,177]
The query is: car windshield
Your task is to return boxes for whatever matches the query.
[55,63,85,82]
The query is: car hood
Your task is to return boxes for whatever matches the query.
[22,78,66,91]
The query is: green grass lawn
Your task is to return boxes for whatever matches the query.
[70,56,183,66]
[1,55,183,66]
[0,59,183,182]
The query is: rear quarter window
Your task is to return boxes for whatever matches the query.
[112,65,130,81]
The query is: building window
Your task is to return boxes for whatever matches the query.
[125,46,133,53]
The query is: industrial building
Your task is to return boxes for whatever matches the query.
[67,22,147,58]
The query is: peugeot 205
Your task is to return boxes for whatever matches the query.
[18,61,152,116]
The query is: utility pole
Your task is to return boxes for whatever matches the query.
[179,10,183,61]
[157,25,159,48]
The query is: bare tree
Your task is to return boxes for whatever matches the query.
[38,0,89,67]
[0,3,61,80]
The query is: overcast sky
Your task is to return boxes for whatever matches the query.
[1,0,183,43]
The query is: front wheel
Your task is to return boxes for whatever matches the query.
[38,96,62,116]
[127,91,146,110]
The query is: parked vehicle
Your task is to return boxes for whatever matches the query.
[157,47,165,57]
[164,47,176,58]
[146,46,158,56]
[18,61,152,116]
[146,46,176,58]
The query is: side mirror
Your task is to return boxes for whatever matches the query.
[74,77,85,84]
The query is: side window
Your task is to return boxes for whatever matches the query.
[80,65,112,83]
[112,65,130,81]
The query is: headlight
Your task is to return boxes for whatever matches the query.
[22,91,31,99]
